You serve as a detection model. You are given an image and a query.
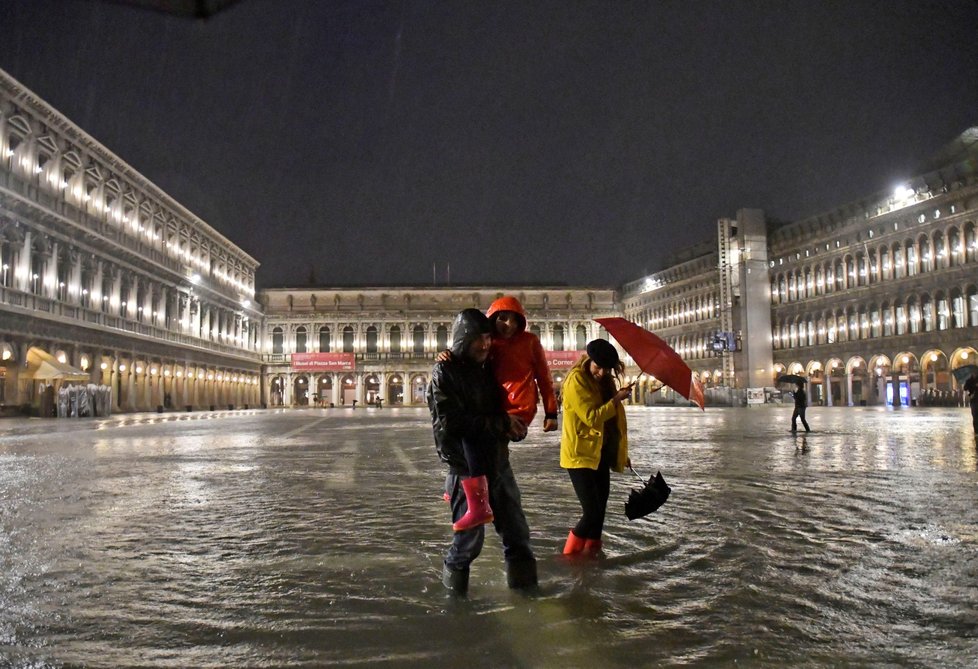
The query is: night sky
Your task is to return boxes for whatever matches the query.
[2,0,977,289]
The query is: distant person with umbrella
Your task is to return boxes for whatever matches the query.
[964,368,978,439]
[790,381,811,433]
[559,339,632,557]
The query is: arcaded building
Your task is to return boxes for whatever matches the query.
[767,128,978,407]
[623,127,978,407]
[258,287,619,407]
[0,68,263,413]
[3,61,974,415]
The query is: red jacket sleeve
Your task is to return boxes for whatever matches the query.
[531,336,559,419]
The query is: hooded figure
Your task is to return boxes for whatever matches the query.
[427,308,537,594]
[485,296,559,431]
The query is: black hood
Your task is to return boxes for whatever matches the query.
[450,308,491,359]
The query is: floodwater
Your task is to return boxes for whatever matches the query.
[1,406,977,668]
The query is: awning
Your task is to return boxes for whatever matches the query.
[26,347,91,382]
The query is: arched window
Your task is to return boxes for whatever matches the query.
[891,243,904,279]
[319,326,330,352]
[436,325,448,350]
[936,293,950,331]
[951,290,965,328]
[919,237,932,273]
[879,247,891,280]
[895,303,907,335]
[965,224,977,264]
[366,326,378,353]
[933,231,947,269]
[530,324,541,339]
[905,242,917,277]
[295,326,307,353]
[272,327,284,354]
[343,326,354,352]
[921,295,934,332]
[948,228,961,267]
[576,325,587,350]
[968,286,978,327]
[870,306,881,338]
[553,324,564,350]
[413,325,425,353]
[390,325,401,353]
[908,298,921,334]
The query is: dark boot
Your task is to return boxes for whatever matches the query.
[453,475,493,532]
[506,558,538,591]
[442,564,469,596]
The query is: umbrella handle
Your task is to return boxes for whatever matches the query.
[627,465,647,483]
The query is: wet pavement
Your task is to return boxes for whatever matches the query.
[1,405,977,667]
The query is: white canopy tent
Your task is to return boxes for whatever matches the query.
[26,347,90,382]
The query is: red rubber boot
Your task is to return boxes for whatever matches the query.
[562,530,586,555]
[452,476,494,532]
[583,538,602,556]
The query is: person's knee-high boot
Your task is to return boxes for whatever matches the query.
[453,475,493,532]
[562,530,586,555]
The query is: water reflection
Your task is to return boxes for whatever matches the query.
[1,406,976,666]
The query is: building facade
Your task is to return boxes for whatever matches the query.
[767,128,978,407]
[0,68,263,414]
[623,127,978,407]
[3,64,974,415]
[258,287,619,407]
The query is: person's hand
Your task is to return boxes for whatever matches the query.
[435,349,453,363]
[542,418,558,432]
[507,415,527,440]
[626,457,632,469]
[613,384,633,404]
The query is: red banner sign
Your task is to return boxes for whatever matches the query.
[291,352,355,372]
[546,350,583,369]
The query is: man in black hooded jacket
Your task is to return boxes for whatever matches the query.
[427,308,538,594]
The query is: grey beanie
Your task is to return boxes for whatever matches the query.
[586,339,619,369]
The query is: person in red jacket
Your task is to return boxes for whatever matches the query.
[485,295,559,435]
[439,295,559,531]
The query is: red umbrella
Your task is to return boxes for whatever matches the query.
[595,317,705,410]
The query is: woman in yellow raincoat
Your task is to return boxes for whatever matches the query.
[559,339,632,556]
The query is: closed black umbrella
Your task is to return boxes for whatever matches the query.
[624,467,671,520]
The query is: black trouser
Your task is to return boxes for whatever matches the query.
[444,446,534,571]
[792,406,810,432]
[971,402,978,436]
[461,440,490,478]
[567,462,611,541]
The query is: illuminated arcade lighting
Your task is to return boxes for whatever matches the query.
[100,362,108,370]
[119,364,127,372]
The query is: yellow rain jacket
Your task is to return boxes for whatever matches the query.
[559,357,629,472]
